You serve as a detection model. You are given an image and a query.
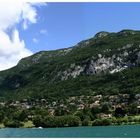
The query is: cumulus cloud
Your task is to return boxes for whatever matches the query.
[0,2,37,31]
[0,2,43,71]
[0,30,32,70]
[22,3,37,30]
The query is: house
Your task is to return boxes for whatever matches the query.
[95,100,100,104]
[77,104,85,110]
[89,102,100,108]
[15,101,20,104]
[135,94,140,99]
[97,113,112,119]
[137,106,140,113]
[93,95,102,100]
[60,104,64,107]
[28,115,33,119]
[48,109,55,116]
[71,97,76,100]
[52,101,57,106]
[69,102,75,105]
[0,102,5,106]
[41,99,46,102]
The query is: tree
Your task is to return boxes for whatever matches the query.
[66,116,81,127]
[44,116,57,127]
[55,116,66,127]
[33,115,45,127]
[13,110,28,122]
[91,107,101,116]
[114,107,125,117]
[127,103,138,115]
[0,112,4,123]
[101,103,110,113]
[75,111,86,121]
[33,107,49,116]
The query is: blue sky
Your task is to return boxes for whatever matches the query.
[20,2,140,53]
[1,2,140,71]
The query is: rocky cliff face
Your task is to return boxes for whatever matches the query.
[56,42,140,80]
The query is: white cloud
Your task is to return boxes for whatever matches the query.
[0,2,45,71]
[0,29,32,70]
[33,38,39,43]
[0,2,37,31]
[22,3,37,30]
[40,29,47,34]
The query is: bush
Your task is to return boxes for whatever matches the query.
[128,116,133,122]
[121,117,128,123]
[92,119,102,126]
[116,118,122,125]
[66,116,81,127]
[111,117,117,124]
[133,117,139,122]
[101,119,111,126]
[82,119,89,126]
[4,120,23,128]
[92,119,111,126]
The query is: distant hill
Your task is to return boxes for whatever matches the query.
[0,29,140,101]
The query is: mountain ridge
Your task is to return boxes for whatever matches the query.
[0,29,140,101]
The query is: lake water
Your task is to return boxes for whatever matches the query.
[0,125,140,138]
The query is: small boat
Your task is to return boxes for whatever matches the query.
[38,127,43,129]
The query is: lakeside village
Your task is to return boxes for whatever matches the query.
[0,93,140,128]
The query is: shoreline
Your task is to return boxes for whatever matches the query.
[1,121,140,129]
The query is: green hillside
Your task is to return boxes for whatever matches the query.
[0,29,140,101]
